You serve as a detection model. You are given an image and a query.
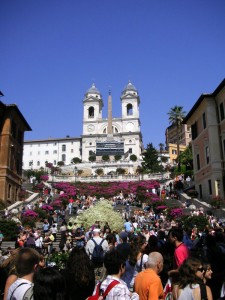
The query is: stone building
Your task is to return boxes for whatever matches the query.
[184,78,225,201]
[0,101,31,203]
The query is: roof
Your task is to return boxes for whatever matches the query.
[24,136,81,143]
[122,81,137,92]
[0,101,31,131]
[184,78,225,123]
[85,83,101,95]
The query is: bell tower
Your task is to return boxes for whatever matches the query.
[82,83,103,135]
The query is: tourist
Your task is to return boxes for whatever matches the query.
[168,227,189,278]
[116,231,130,260]
[33,267,66,300]
[85,228,109,280]
[122,235,148,291]
[64,247,95,300]
[91,249,139,299]
[134,252,164,300]
[172,257,213,300]
[6,248,40,300]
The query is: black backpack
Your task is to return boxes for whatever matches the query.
[91,239,104,264]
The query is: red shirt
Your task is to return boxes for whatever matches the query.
[174,242,189,268]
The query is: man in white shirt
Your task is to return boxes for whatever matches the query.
[85,228,109,280]
[7,248,40,300]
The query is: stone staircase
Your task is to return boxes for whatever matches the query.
[1,222,62,252]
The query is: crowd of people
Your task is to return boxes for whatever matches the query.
[1,184,225,299]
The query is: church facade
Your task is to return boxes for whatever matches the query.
[23,81,143,169]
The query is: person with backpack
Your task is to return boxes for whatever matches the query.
[85,228,109,280]
[6,248,40,300]
[87,249,139,300]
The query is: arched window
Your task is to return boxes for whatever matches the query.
[62,154,66,162]
[88,106,94,118]
[127,104,133,115]
[62,144,66,151]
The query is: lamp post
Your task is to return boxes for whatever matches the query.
[74,166,78,184]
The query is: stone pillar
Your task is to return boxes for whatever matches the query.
[107,91,113,140]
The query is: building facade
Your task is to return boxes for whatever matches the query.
[184,78,225,201]
[23,81,143,170]
[165,124,192,165]
[0,101,31,203]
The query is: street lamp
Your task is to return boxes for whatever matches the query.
[74,166,78,183]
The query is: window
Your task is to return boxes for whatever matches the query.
[205,146,209,164]
[172,150,177,155]
[129,148,132,153]
[54,160,56,165]
[53,150,57,154]
[88,106,94,118]
[62,154,66,162]
[37,161,40,166]
[127,104,133,116]
[54,143,57,146]
[38,151,40,155]
[196,154,200,170]
[202,112,206,129]
[220,102,225,121]
[8,184,11,199]
[30,152,32,155]
[45,151,49,155]
[62,144,66,151]
[191,122,198,140]
[71,149,74,153]
[208,180,212,195]
[29,161,33,167]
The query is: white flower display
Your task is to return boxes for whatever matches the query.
[69,200,124,232]
[11,209,19,215]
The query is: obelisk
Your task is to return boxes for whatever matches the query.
[107,90,113,140]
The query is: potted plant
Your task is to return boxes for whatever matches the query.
[187,189,198,199]
[210,196,222,209]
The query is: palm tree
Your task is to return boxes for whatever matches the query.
[167,106,186,167]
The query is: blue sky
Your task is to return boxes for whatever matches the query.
[1,0,225,148]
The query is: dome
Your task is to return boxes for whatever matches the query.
[86,83,101,95]
[123,81,137,92]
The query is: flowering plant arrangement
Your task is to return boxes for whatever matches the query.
[40,175,49,182]
[167,207,184,220]
[48,252,69,270]
[22,210,38,218]
[210,196,223,208]
[156,205,168,210]
[69,200,124,232]
[18,190,26,199]
[42,205,53,211]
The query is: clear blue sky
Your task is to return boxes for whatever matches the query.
[1,0,225,148]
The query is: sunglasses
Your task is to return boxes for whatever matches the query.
[197,267,204,272]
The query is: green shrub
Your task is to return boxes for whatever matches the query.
[34,207,48,220]
[0,219,17,240]
[0,201,6,210]
[21,216,36,229]
[180,215,209,231]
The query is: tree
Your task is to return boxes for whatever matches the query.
[95,168,104,176]
[178,144,193,170]
[114,154,122,161]
[57,161,65,166]
[130,154,137,162]
[71,157,82,164]
[89,155,96,162]
[167,106,186,166]
[142,143,161,173]
[116,167,126,175]
[102,155,110,162]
